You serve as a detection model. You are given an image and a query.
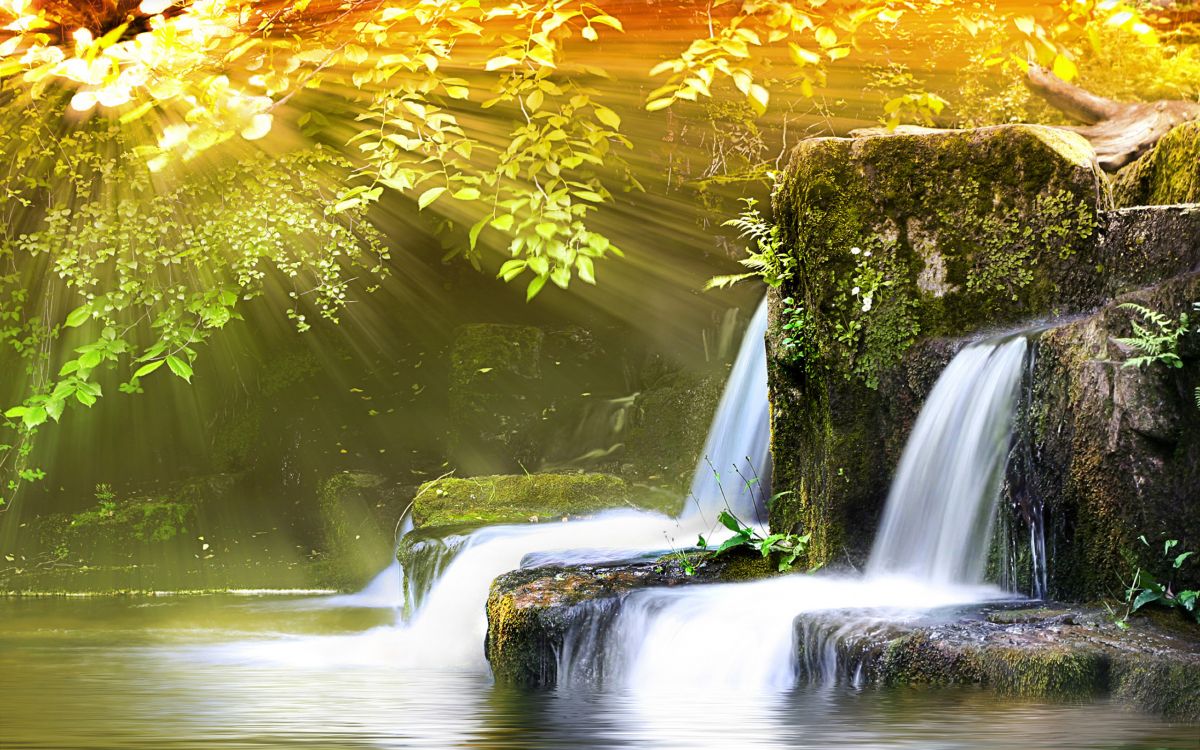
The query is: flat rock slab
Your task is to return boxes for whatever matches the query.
[486,566,1200,721]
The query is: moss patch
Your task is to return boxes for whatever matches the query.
[412,472,644,528]
[767,125,1112,567]
[1112,121,1200,208]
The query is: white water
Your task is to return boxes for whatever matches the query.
[556,334,1031,692]
[683,298,771,524]
[867,336,1029,584]
[195,308,1032,698]
[193,299,772,670]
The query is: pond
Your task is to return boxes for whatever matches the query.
[2,595,1196,750]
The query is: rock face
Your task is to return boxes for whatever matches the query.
[1112,120,1200,208]
[1024,273,1200,599]
[767,124,1200,599]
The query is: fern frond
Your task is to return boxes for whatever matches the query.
[704,273,757,290]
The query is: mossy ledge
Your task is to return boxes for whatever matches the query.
[765,125,1200,583]
[411,472,677,528]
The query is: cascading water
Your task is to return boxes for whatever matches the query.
[227,298,774,669]
[866,336,1029,584]
[556,334,1033,692]
[683,299,772,524]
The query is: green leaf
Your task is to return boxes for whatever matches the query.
[65,305,91,328]
[718,510,745,534]
[1174,551,1195,569]
[417,186,447,210]
[166,355,193,383]
[4,406,27,419]
[22,406,47,428]
[133,360,166,379]
[497,259,527,282]
[525,275,548,301]
[1131,587,1163,613]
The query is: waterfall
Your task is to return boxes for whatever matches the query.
[684,299,771,524]
[866,336,1029,584]
[556,332,1031,692]
[310,298,773,668]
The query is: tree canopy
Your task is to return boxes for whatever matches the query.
[0,0,1197,506]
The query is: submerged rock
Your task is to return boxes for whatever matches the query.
[410,472,673,528]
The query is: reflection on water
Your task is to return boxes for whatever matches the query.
[1,596,1197,750]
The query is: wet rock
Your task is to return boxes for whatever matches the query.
[485,551,776,686]
[1112,120,1200,207]
[1027,273,1200,599]
[844,604,1200,720]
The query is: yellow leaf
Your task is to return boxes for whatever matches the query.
[1051,53,1077,82]
[815,26,838,48]
[485,56,521,71]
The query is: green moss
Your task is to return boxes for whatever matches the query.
[879,633,1106,699]
[1112,121,1200,208]
[412,472,639,527]
[767,125,1110,565]
[623,371,723,488]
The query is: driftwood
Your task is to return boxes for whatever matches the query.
[851,65,1200,172]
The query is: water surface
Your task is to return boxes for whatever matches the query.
[2,595,1196,750]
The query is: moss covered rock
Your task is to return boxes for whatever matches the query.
[768,125,1110,567]
[623,371,723,488]
[856,606,1200,720]
[1112,121,1200,208]
[316,471,405,589]
[1025,273,1200,600]
[412,472,664,528]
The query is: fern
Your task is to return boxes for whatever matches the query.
[709,198,794,289]
[1113,302,1188,369]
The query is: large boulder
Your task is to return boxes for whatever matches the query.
[1112,120,1200,208]
[768,125,1110,565]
